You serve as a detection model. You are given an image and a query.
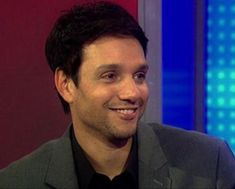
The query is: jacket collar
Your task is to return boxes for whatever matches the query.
[138,122,171,189]
[44,128,79,189]
[43,123,171,189]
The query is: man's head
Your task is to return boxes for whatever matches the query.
[45,1,148,113]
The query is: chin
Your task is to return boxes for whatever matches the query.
[113,127,137,140]
[109,132,135,147]
[105,119,138,140]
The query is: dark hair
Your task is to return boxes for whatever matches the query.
[45,1,148,113]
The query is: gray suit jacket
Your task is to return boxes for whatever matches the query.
[0,123,235,189]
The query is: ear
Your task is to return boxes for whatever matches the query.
[54,68,77,103]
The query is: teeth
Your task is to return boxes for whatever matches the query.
[116,109,135,114]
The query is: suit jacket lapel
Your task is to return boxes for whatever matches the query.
[44,123,171,189]
[44,128,79,189]
[138,123,172,189]
[43,124,170,189]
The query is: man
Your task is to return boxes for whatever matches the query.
[0,1,235,189]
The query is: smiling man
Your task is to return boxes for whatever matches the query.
[67,37,148,144]
[0,1,235,189]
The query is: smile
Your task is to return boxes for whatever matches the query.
[116,109,136,114]
[109,107,138,120]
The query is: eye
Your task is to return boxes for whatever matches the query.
[101,71,118,82]
[134,72,146,83]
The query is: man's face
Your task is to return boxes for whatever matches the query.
[70,36,149,142]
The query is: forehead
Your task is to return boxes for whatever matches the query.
[81,36,146,71]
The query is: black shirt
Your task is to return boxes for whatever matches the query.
[70,128,138,189]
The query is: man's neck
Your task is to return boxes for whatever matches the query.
[73,126,133,180]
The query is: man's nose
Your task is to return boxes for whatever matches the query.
[118,78,141,103]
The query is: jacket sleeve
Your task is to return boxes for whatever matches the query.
[216,140,235,189]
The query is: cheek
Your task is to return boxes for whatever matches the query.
[87,86,117,103]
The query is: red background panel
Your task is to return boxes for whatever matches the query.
[0,0,137,168]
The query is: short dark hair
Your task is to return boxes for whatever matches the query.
[45,1,148,113]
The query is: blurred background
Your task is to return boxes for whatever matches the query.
[0,0,234,168]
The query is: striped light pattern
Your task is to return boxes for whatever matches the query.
[207,1,235,154]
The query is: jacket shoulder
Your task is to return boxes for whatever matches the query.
[142,123,235,188]
[149,122,220,144]
[149,122,223,155]
[0,138,60,188]
[141,123,225,173]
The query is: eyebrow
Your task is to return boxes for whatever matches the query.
[96,63,149,72]
[138,64,149,72]
[96,64,120,72]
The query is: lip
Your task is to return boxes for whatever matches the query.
[109,107,138,120]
